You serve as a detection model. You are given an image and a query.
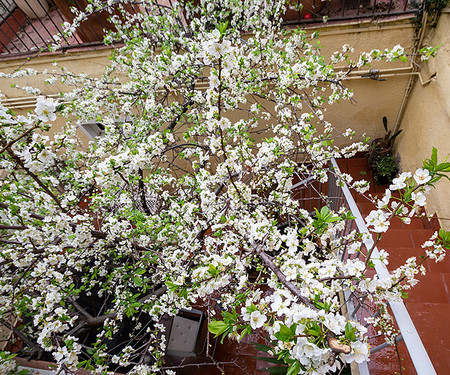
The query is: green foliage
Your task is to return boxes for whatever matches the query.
[373,155,399,185]
[274,324,296,342]
[312,206,340,234]
[0,352,29,375]
[411,0,449,33]
[438,229,450,250]
[422,146,450,184]
[208,309,238,343]
[369,117,402,158]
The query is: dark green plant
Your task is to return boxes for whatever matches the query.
[367,117,402,165]
[374,116,402,150]
[411,0,449,34]
[373,155,399,185]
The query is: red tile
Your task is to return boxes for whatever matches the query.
[407,217,426,230]
[405,302,450,374]
[404,273,449,304]
[425,257,450,274]
[378,229,414,249]
[410,229,435,248]
[383,247,425,270]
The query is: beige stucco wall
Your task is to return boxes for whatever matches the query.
[396,9,450,230]
[0,16,417,147]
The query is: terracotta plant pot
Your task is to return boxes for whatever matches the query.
[284,0,326,21]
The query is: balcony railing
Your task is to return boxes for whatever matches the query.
[325,158,435,374]
[0,0,423,59]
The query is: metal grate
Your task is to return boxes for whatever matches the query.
[0,0,16,20]
[0,0,424,59]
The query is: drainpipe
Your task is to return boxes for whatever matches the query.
[392,10,429,134]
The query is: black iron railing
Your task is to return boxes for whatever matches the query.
[0,0,422,59]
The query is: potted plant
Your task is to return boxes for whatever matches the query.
[367,116,402,165]
[372,155,399,185]
[284,0,326,20]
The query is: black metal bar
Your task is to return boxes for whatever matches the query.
[388,0,394,13]
[342,0,346,17]
[67,8,91,44]
[357,0,361,16]
[371,334,404,354]
[72,0,103,42]
[7,6,44,51]
[351,294,367,318]
[34,0,72,46]
[0,28,14,53]
[282,9,418,26]
[0,39,108,59]
[372,0,377,15]
[0,8,29,52]
[20,0,58,45]
[55,7,83,45]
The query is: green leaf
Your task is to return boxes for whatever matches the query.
[253,356,286,365]
[345,322,357,341]
[207,264,218,277]
[274,324,294,342]
[431,147,438,165]
[133,276,142,286]
[286,360,301,375]
[135,268,146,275]
[253,342,273,353]
[259,366,288,374]
[208,320,228,337]
[165,280,178,291]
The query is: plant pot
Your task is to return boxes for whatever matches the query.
[373,173,394,186]
[15,0,49,19]
[284,0,326,21]
[367,138,392,166]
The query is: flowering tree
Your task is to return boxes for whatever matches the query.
[0,1,449,374]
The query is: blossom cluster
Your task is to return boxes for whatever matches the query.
[0,1,447,375]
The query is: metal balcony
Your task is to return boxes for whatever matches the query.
[0,0,423,59]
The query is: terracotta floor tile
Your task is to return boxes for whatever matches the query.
[410,229,435,248]
[383,247,425,270]
[425,257,450,274]
[346,157,369,166]
[336,157,449,375]
[358,201,377,215]
[378,229,414,249]
[405,302,450,374]
[406,273,449,303]
[406,217,427,231]
[368,340,415,375]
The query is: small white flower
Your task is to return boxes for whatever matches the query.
[250,310,266,329]
[411,192,426,206]
[413,168,431,185]
[34,96,57,122]
[389,172,411,191]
